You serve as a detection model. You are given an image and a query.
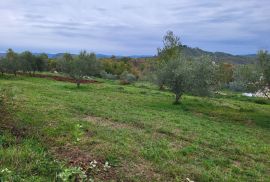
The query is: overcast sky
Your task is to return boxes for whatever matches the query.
[0,0,269,55]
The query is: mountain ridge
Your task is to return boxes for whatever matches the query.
[0,46,257,64]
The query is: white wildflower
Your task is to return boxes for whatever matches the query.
[90,160,98,169]
[103,161,111,171]
[186,178,194,182]
[1,168,11,174]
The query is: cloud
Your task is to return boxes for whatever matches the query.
[0,0,269,55]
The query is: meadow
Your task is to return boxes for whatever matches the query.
[0,75,270,181]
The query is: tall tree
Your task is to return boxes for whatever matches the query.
[5,49,20,76]
[157,30,182,61]
[229,64,261,93]
[20,51,35,74]
[258,50,270,86]
[157,55,218,104]
[156,31,182,90]
[0,57,4,75]
[258,50,270,98]
[36,53,48,72]
[218,63,234,87]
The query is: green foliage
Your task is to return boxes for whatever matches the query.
[35,53,48,72]
[58,51,101,87]
[58,167,87,182]
[155,31,182,89]
[2,49,20,75]
[120,71,137,84]
[191,57,219,96]
[157,30,182,61]
[257,50,270,98]
[155,55,218,104]
[100,70,117,80]
[20,51,36,73]
[218,63,234,87]
[48,59,57,72]
[0,57,5,74]
[155,32,218,104]
[228,50,269,99]
[1,50,49,76]
[258,50,270,86]
[101,58,132,75]
[229,64,261,92]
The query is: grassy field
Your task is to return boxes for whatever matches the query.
[0,75,270,181]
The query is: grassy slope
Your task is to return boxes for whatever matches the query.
[0,75,269,181]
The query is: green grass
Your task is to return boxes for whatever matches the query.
[0,75,269,181]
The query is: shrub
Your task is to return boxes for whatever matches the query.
[100,70,117,80]
[120,71,136,84]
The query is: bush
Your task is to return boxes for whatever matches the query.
[254,99,269,105]
[120,71,137,84]
[100,70,117,80]
[229,81,246,92]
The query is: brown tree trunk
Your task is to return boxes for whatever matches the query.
[173,93,182,105]
[76,80,81,88]
[159,84,165,90]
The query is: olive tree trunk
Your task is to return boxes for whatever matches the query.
[173,93,182,105]
[159,84,165,90]
[76,80,81,88]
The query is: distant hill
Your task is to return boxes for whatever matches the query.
[0,52,151,59]
[181,46,257,64]
[0,47,257,64]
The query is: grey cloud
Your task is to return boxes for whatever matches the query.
[0,0,269,55]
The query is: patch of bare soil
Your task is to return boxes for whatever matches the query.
[0,95,29,146]
[120,159,162,181]
[84,115,144,131]
[50,144,118,181]
[18,72,99,84]
[84,116,190,143]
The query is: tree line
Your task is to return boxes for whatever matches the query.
[0,49,48,76]
[0,31,269,103]
[0,49,139,87]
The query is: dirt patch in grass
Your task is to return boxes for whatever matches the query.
[84,115,144,131]
[18,73,99,84]
[0,94,27,142]
[84,116,194,144]
[50,144,118,181]
[120,159,162,181]
[51,143,163,181]
[51,144,95,169]
[0,124,28,141]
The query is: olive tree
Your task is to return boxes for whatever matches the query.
[36,53,48,72]
[229,50,270,98]
[191,57,219,96]
[20,51,35,74]
[59,51,101,88]
[258,50,270,98]
[229,64,261,93]
[4,49,20,76]
[156,31,182,90]
[159,55,218,104]
[0,57,4,75]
